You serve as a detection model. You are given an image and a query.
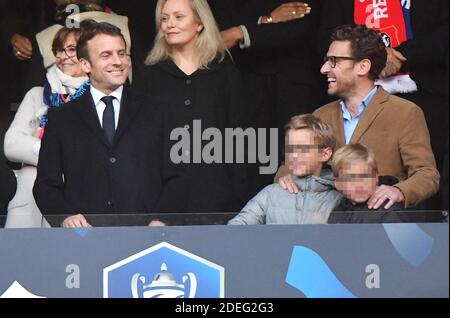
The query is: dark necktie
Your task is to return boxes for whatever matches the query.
[101,96,116,144]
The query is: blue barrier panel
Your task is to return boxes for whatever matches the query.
[0,223,447,298]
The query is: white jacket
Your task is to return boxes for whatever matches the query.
[4,87,46,167]
[4,87,49,228]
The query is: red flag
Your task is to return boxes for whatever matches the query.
[354,0,407,47]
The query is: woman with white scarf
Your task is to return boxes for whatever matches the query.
[4,26,89,228]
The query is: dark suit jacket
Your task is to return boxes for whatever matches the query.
[33,87,164,215]
[1,159,17,215]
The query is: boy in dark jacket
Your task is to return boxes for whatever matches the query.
[329,143,404,223]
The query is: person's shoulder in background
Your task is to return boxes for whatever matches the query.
[0,159,17,214]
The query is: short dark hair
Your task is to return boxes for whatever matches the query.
[52,27,82,56]
[330,24,387,80]
[76,19,126,62]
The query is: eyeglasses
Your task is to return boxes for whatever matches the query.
[323,56,357,68]
[286,144,324,154]
[54,45,77,58]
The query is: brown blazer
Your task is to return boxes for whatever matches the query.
[313,87,439,207]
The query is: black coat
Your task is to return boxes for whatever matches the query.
[0,159,17,215]
[136,58,251,213]
[212,0,322,77]
[328,176,405,223]
[33,87,164,215]
[211,0,324,124]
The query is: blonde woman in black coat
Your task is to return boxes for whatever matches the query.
[137,0,253,214]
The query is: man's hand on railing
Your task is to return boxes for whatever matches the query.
[148,219,167,227]
[62,214,92,228]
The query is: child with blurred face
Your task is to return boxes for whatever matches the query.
[286,126,333,178]
[228,114,343,225]
[284,114,335,179]
[329,143,405,224]
[332,144,379,205]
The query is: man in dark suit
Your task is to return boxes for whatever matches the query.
[33,21,164,228]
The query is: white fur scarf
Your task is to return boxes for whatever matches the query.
[376,74,418,94]
[46,64,88,95]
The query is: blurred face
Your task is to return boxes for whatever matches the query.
[286,129,331,177]
[160,0,203,49]
[320,41,359,98]
[335,161,378,204]
[55,33,85,77]
[80,34,129,95]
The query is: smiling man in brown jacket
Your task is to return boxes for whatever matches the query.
[278,25,439,209]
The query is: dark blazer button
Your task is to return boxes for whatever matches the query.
[107,201,113,207]
[109,157,117,164]
[184,99,191,106]
[186,79,192,85]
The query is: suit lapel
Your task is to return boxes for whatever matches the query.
[350,88,389,144]
[330,102,346,147]
[114,87,143,145]
[75,91,111,148]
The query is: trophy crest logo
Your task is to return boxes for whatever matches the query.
[131,263,197,298]
[104,242,224,298]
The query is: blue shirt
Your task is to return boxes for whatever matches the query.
[340,86,378,144]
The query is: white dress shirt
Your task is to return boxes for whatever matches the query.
[90,85,123,129]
